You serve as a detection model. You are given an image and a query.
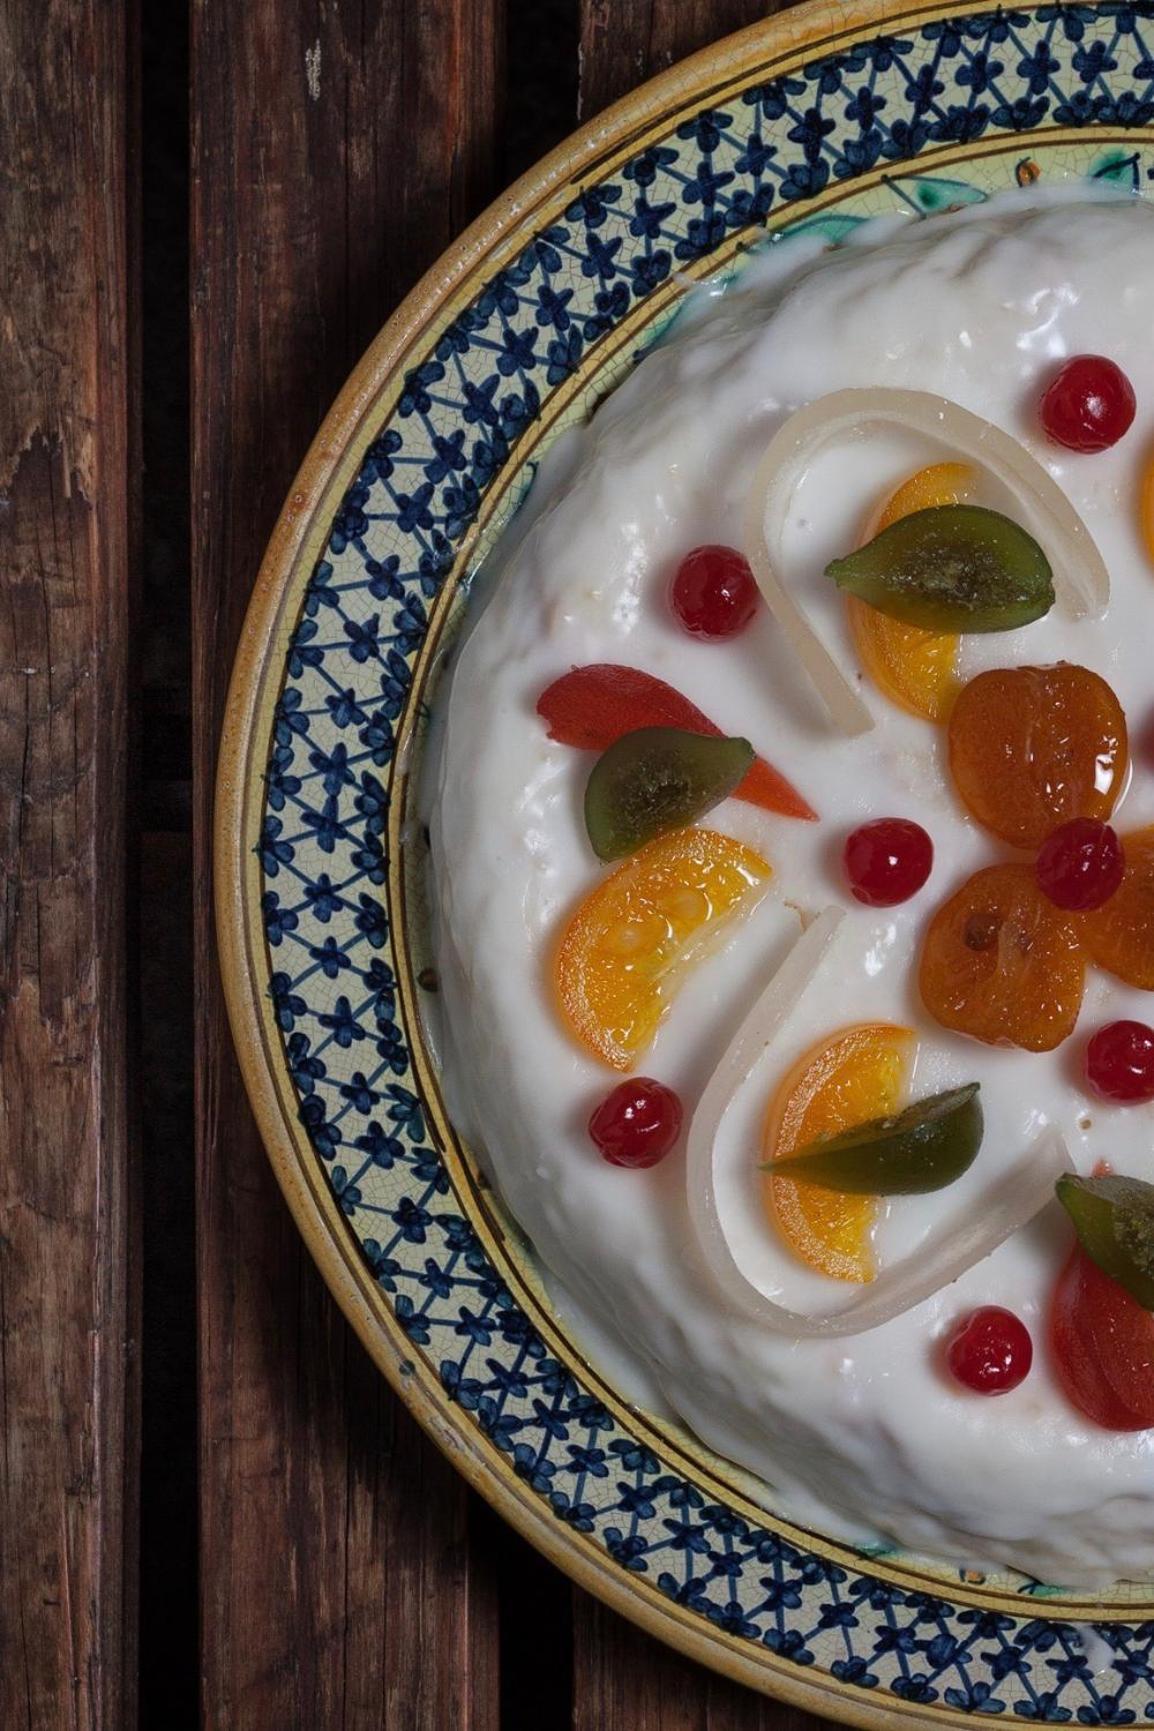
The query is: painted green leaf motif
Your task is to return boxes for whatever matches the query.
[1092,150,1141,189]
[765,1083,983,1196]
[826,505,1054,632]
[1056,1173,1154,1310]
[584,728,754,863]
[1017,1579,1067,1601]
[900,174,989,213]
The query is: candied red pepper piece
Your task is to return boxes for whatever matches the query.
[536,664,816,821]
[1051,1245,1154,1430]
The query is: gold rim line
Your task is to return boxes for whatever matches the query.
[217,107,1149,1641]
[231,124,1149,1619]
[214,122,1148,1689]
[321,124,1153,1613]
[215,8,1153,1716]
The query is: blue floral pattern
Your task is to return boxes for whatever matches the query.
[249,5,1154,1715]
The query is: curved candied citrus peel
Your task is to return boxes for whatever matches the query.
[847,462,976,723]
[1083,825,1154,988]
[554,826,771,1071]
[763,1022,915,1283]
[948,663,1129,850]
[919,863,1085,1052]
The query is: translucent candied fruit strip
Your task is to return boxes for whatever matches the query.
[745,389,1110,736]
[684,910,1070,1335]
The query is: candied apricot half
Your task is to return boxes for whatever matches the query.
[948,663,1128,849]
[846,462,976,723]
[1083,826,1154,989]
[763,1023,915,1283]
[919,863,1085,1051]
[554,827,771,1071]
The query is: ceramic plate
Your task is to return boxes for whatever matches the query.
[217,2,1154,1720]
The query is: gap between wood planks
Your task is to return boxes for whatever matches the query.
[0,2,140,1728]
[189,0,554,1726]
[159,0,824,1725]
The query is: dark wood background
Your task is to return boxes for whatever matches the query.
[1,0,839,1723]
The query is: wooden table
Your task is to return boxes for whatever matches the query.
[2,0,834,1723]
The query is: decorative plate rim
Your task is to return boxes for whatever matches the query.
[216,1,1154,1719]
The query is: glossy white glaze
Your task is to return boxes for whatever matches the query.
[429,196,1154,1585]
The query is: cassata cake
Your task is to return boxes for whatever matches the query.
[428,193,1154,1587]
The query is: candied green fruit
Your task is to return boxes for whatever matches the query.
[583,727,754,863]
[826,505,1054,633]
[1056,1173,1154,1310]
[764,1082,983,1195]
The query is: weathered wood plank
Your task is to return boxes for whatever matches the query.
[572,1588,841,1730]
[571,2,835,1724]
[0,1,139,1726]
[190,1,505,1725]
[578,0,790,120]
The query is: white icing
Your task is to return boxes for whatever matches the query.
[428,196,1154,1586]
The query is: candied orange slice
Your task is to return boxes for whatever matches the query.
[1083,826,1154,988]
[846,462,976,722]
[554,827,771,1071]
[1141,452,1154,569]
[919,864,1085,1051]
[763,1023,915,1283]
[868,461,979,538]
[948,663,1128,849]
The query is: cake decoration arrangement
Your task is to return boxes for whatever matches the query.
[429,196,1154,1584]
[845,461,974,722]
[537,663,817,819]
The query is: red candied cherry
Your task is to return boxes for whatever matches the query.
[670,544,760,640]
[1039,355,1136,453]
[588,1078,683,1168]
[1085,1020,1154,1105]
[946,1306,1033,1395]
[1036,818,1124,912]
[843,818,933,908]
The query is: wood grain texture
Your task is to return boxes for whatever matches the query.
[578,0,790,119]
[572,4,834,1725]
[190,1,505,1725]
[0,2,139,1727]
[571,1591,839,1731]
